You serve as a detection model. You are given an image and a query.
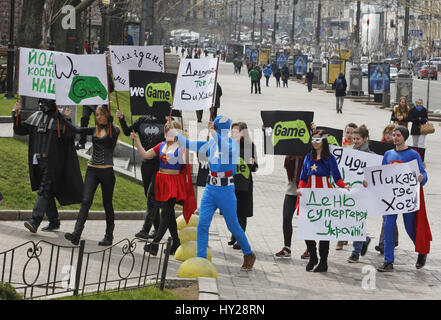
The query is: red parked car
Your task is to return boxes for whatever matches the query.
[417,65,438,80]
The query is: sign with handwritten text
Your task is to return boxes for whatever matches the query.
[363,160,420,216]
[18,48,71,99]
[172,58,218,111]
[53,54,108,106]
[109,45,165,91]
[297,188,368,241]
[330,146,383,188]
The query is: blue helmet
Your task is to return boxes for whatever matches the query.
[213,116,231,132]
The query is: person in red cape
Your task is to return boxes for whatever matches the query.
[364,126,431,272]
[131,120,196,256]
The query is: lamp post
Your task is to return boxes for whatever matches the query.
[395,0,413,104]
[5,0,16,99]
[349,1,362,96]
[252,0,256,46]
[272,0,278,50]
[260,0,264,45]
[312,0,322,84]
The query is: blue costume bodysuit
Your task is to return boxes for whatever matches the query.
[177,116,254,258]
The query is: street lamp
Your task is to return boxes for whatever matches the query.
[349,1,363,96]
[5,0,16,99]
[312,0,322,84]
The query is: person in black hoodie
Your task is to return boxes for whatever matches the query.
[274,68,282,87]
[281,65,290,88]
[228,122,258,250]
[116,109,165,240]
[333,73,347,114]
[408,98,428,148]
[256,66,262,94]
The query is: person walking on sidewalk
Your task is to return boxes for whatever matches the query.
[256,65,262,94]
[116,109,165,240]
[249,66,259,94]
[333,73,347,113]
[274,67,281,87]
[297,129,350,272]
[174,116,257,271]
[63,106,120,246]
[131,121,196,256]
[228,122,258,250]
[281,65,290,88]
[408,98,428,148]
[263,64,272,87]
[347,125,373,263]
[391,96,410,128]
[364,126,431,272]
[306,68,314,92]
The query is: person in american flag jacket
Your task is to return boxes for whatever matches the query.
[296,129,350,273]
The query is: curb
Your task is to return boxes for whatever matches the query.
[0,209,184,221]
[198,277,219,300]
[0,116,12,124]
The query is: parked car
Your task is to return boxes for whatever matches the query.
[361,64,368,76]
[390,66,398,81]
[417,65,438,80]
[429,57,441,65]
[413,60,427,76]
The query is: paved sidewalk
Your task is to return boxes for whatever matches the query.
[1,60,441,299]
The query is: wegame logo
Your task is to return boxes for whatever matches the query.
[272,120,310,146]
[61,6,76,30]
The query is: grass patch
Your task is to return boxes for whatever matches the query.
[56,285,185,300]
[0,94,17,116]
[0,137,146,211]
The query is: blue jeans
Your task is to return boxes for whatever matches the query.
[352,236,371,257]
[197,184,253,258]
[384,212,416,264]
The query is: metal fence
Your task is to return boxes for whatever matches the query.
[0,237,172,300]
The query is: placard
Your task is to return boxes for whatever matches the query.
[363,160,420,216]
[297,188,368,241]
[128,70,181,116]
[261,111,314,156]
[172,58,219,111]
[330,145,383,188]
[109,45,165,91]
[18,48,70,99]
[316,126,343,146]
[54,54,108,106]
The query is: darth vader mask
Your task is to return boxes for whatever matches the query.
[38,99,57,114]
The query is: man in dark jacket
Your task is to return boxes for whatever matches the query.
[281,65,290,88]
[333,73,347,113]
[256,66,262,94]
[249,66,259,94]
[306,68,314,92]
[13,99,84,233]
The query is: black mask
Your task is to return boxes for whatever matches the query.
[38,99,57,114]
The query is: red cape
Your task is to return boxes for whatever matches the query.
[182,164,197,224]
[415,186,432,254]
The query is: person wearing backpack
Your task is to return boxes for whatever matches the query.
[333,73,347,113]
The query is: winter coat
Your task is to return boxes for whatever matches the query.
[391,104,410,127]
[249,69,259,81]
[333,75,347,97]
[264,65,272,77]
[408,106,428,136]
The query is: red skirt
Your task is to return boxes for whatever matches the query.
[155,172,187,202]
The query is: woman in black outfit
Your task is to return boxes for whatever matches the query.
[228,122,258,250]
[63,105,120,246]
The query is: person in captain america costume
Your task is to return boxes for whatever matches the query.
[365,125,431,272]
[173,115,257,271]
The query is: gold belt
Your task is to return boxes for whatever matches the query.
[159,168,180,175]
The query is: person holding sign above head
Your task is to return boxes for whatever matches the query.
[228,122,258,250]
[116,109,165,240]
[62,106,121,246]
[296,129,350,272]
[131,121,196,256]
[364,126,431,272]
[173,116,257,271]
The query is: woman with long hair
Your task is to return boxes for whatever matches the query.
[391,96,410,128]
[228,122,258,250]
[131,121,196,255]
[63,105,120,246]
[297,129,350,272]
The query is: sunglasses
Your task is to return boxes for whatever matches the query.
[311,137,324,143]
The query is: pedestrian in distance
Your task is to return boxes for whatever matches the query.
[196,82,222,122]
[409,98,429,148]
[391,96,410,128]
[281,65,290,88]
[63,106,120,246]
[263,64,272,87]
[256,65,262,94]
[249,66,260,94]
[274,67,281,87]
[333,73,347,113]
[306,68,314,92]
[297,129,351,272]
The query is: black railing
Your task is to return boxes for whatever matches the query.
[0,237,172,300]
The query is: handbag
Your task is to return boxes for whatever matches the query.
[419,122,435,135]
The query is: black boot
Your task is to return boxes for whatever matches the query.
[42,221,60,232]
[306,253,318,271]
[65,232,80,246]
[169,239,181,255]
[314,241,329,272]
[144,242,159,256]
[24,219,39,234]
[228,235,236,246]
[313,260,328,272]
[98,235,113,246]
[416,254,427,269]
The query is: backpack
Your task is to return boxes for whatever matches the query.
[335,78,344,90]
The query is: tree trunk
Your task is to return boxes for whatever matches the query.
[17,0,45,48]
[109,0,128,46]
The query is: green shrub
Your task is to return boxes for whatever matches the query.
[0,282,22,300]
